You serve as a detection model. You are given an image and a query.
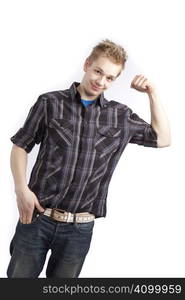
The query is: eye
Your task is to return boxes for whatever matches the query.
[95,69,101,74]
[107,77,113,82]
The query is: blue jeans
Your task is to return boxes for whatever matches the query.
[7,213,94,278]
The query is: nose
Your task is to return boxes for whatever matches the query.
[96,76,106,86]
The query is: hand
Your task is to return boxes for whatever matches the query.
[15,186,44,224]
[130,74,156,95]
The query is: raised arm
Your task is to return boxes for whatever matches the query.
[131,74,171,148]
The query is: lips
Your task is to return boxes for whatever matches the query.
[91,82,101,91]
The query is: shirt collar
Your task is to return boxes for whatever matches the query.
[69,82,107,108]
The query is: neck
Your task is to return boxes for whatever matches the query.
[77,83,97,101]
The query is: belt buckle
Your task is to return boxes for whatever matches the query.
[50,208,65,220]
[50,208,55,219]
[50,208,73,223]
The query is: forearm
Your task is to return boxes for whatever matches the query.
[148,91,171,148]
[10,144,28,194]
[130,74,171,148]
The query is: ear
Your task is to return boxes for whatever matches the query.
[83,57,91,72]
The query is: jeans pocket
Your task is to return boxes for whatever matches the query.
[73,221,95,235]
[18,212,42,226]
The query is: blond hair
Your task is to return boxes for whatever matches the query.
[88,39,128,70]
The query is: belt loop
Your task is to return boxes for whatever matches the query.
[50,208,55,219]
[73,213,77,224]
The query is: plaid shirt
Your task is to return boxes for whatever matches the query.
[10,82,158,218]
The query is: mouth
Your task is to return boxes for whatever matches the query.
[91,82,102,92]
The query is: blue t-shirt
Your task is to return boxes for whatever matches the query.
[81,99,96,107]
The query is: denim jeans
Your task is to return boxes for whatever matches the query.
[7,213,94,278]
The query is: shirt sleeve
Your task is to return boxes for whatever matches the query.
[127,108,158,148]
[10,95,46,153]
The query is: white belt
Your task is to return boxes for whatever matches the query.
[43,208,95,223]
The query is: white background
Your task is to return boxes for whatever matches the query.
[0,0,184,277]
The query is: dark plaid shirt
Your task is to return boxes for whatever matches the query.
[10,82,158,218]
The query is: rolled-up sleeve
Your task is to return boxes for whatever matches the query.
[10,95,46,153]
[127,109,158,148]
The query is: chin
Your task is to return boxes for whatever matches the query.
[84,86,97,97]
[91,90,101,97]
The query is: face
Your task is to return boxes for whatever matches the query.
[79,55,122,100]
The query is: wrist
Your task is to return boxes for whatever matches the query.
[147,90,159,102]
[15,184,29,195]
[146,84,158,96]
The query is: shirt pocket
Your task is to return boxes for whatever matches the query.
[95,126,122,159]
[48,118,74,148]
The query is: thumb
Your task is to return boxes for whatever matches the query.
[34,199,45,213]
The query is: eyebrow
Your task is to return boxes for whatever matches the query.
[95,67,116,79]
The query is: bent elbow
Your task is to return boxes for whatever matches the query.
[157,139,171,148]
